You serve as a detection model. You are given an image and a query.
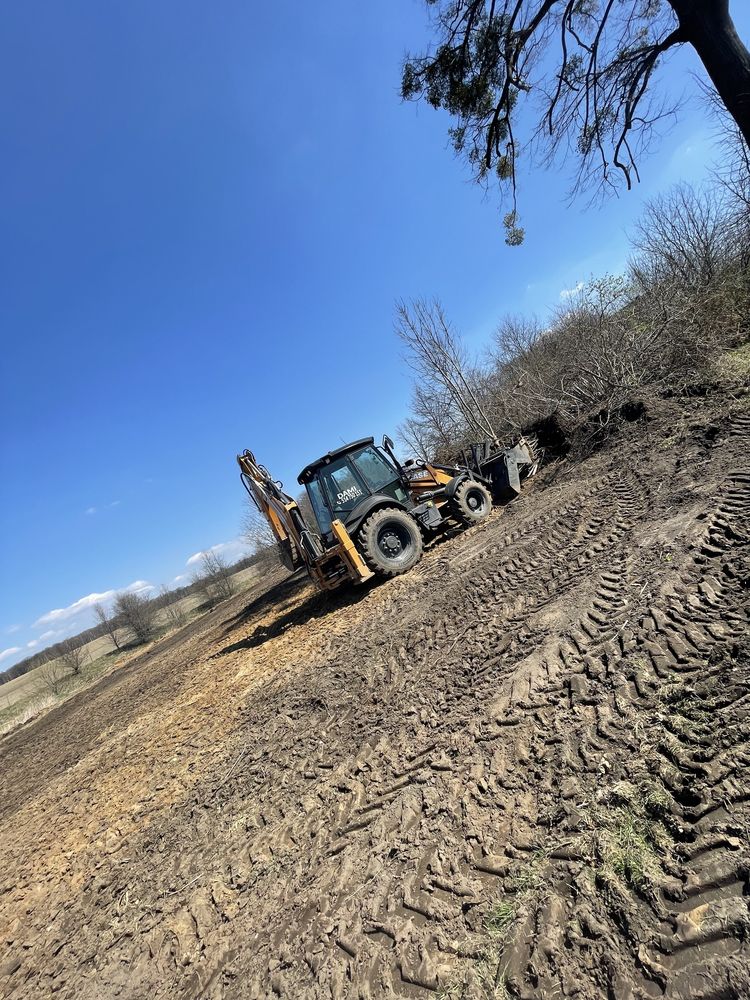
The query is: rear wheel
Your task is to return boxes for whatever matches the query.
[357,507,424,578]
[451,479,492,525]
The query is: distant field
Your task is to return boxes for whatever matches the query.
[0,564,264,724]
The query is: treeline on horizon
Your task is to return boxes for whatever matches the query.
[0,548,270,686]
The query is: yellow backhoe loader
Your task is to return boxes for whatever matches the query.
[237,435,534,592]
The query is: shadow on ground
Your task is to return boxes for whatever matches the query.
[213,570,369,657]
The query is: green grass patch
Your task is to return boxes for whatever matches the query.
[597,809,660,890]
[485,899,517,938]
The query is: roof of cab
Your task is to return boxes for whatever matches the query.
[297,438,374,485]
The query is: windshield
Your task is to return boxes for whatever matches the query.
[352,445,399,491]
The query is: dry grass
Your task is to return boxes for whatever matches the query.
[711,341,750,385]
[0,693,57,737]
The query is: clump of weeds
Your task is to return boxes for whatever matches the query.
[596,808,661,892]
[437,851,548,999]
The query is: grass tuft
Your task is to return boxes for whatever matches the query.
[596,809,660,891]
[485,900,517,938]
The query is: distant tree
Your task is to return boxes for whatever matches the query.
[114,591,157,645]
[242,500,283,570]
[191,551,236,608]
[243,501,277,551]
[158,585,187,628]
[58,637,89,677]
[93,602,121,652]
[402,1,750,242]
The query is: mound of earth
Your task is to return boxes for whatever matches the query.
[1,390,748,1000]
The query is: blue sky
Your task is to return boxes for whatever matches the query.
[2,2,747,668]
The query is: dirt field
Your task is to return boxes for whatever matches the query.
[1,389,748,1000]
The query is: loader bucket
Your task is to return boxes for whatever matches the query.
[472,440,535,503]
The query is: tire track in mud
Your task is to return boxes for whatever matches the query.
[479,468,750,1000]
[239,460,748,998]
[125,446,746,998]
[194,469,670,995]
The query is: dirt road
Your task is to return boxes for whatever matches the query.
[1,391,748,999]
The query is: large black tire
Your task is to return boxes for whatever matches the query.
[450,479,493,525]
[357,507,424,578]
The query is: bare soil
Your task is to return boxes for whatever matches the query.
[1,390,749,1000]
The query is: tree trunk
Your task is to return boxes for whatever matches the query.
[671,0,750,147]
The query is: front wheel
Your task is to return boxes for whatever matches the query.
[451,479,493,525]
[357,507,424,578]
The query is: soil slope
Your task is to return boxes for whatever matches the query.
[1,391,748,1000]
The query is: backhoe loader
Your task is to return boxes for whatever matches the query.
[237,435,534,592]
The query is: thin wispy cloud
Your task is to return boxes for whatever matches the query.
[559,281,584,300]
[85,500,121,516]
[0,647,21,663]
[4,624,21,635]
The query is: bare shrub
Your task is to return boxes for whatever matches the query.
[40,660,66,695]
[93,602,121,651]
[159,585,187,628]
[398,178,749,460]
[58,638,89,677]
[114,591,157,645]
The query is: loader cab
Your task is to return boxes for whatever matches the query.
[298,438,410,539]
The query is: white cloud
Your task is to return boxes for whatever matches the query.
[86,500,121,515]
[0,647,21,663]
[559,281,584,300]
[4,624,21,635]
[186,538,251,568]
[172,574,187,585]
[26,640,38,649]
[34,580,154,628]
[35,589,117,626]
[39,629,61,641]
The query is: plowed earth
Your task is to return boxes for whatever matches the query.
[1,392,749,1000]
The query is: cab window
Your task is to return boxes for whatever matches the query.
[305,479,332,535]
[353,446,398,492]
[320,458,367,518]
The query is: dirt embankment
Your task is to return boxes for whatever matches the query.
[1,391,748,1000]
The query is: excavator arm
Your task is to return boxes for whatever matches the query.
[236,449,373,590]
[237,449,319,572]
